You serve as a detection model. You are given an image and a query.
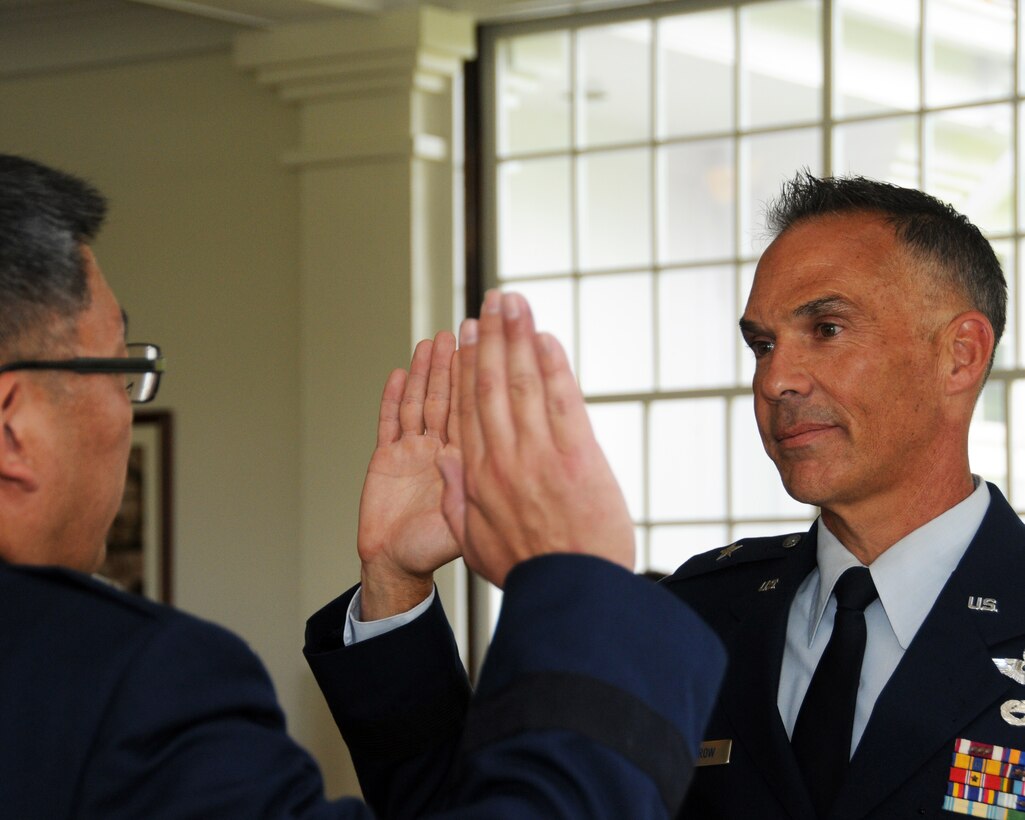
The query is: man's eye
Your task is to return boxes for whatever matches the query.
[748,340,775,358]
[818,323,841,338]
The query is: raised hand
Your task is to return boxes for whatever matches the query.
[358,331,462,620]
[438,290,635,588]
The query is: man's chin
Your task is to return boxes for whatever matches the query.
[775,464,837,509]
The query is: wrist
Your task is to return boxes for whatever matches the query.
[359,562,433,621]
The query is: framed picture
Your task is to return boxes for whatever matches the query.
[98,411,174,603]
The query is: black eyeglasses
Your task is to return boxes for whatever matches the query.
[0,343,165,404]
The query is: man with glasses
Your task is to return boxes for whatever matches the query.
[0,153,724,819]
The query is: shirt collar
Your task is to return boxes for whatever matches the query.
[808,477,990,648]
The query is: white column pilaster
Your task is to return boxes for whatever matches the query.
[235,8,474,797]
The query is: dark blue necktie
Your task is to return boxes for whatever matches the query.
[791,566,879,817]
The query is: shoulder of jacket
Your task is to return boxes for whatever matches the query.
[1,562,264,687]
[660,530,811,583]
[2,561,192,634]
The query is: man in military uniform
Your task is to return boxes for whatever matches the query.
[668,174,1025,819]
[345,173,1024,819]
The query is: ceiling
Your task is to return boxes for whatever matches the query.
[0,0,598,77]
[0,0,638,75]
[0,0,627,28]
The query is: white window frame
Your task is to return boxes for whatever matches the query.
[471,0,1025,668]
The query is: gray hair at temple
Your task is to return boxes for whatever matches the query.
[765,171,1007,372]
[0,154,107,360]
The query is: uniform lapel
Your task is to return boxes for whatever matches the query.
[830,486,1025,820]
[717,533,818,819]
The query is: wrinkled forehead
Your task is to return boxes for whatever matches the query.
[744,213,908,310]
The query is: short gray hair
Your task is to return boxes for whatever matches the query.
[0,154,107,359]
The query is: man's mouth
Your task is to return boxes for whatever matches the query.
[774,423,838,448]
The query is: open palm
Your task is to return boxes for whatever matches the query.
[358,431,460,578]
[356,332,462,615]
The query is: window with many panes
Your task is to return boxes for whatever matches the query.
[473,0,1025,636]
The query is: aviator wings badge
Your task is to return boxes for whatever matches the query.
[993,651,1025,686]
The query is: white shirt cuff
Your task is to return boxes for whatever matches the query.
[343,586,436,646]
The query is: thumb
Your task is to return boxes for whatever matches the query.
[436,452,467,549]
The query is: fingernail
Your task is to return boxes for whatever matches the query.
[502,292,520,320]
[460,318,478,346]
[483,289,501,314]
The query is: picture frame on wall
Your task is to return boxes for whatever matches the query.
[98,410,174,603]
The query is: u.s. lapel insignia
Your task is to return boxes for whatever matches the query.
[716,543,743,561]
[1001,701,1025,727]
[944,738,1025,815]
[758,578,779,592]
[968,596,999,613]
[993,651,1025,686]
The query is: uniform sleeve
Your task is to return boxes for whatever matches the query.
[305,584,473,819]
[307,554,727,820]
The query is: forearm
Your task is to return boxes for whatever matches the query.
[305,584,471,819]
[437,554,727,819]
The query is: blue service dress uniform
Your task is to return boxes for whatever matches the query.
[664,484,1025,819]
[0,552,725,819]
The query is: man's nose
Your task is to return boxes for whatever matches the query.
[755,343,813,402]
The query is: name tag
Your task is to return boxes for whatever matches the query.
[696,739,732,767]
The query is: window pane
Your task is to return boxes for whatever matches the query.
[650,524,729,573]
[730,396,817,518]
[740,0,822,129]
[925,0,1014,108]
[925,105,1014,236]
[507,277,576,367]
[578,148,651,271]
[834,0,918,117]
[659,138,734,264]
[497,32,571,156]
[578,22,652,148]
[499,158,571,277]
[659,265,736,390]
[1019,103,1025,236]
[588,401,644,519]
[658,9,734,138]
[969,381,1007,495]
[739,127,821,256]
[833,115,919,188]
[1012,381,1025,508]
[580,272,654,394]
[1018,239,1025,369]
[635,526,647,573]
[991,241,1015,371]
[649,398,727,520]
[488,0,1025,632]
[739,262,758,385]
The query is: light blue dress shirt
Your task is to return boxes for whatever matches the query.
[344,586,436,646]
[776,477,991,757]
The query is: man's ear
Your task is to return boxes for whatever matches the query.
[0,372,41,492]
[944,310,995,397]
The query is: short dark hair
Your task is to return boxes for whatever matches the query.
[765,172,1007,366]
[0,154,107,359]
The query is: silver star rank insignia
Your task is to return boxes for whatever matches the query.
[716,543,743,561]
